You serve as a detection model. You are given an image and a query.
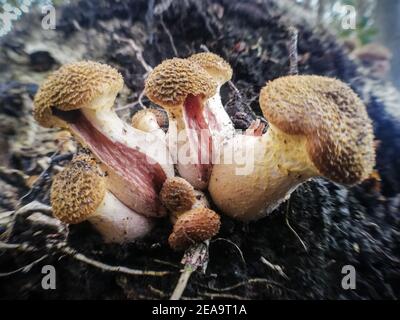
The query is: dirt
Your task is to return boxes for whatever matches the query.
[0,0,399,300]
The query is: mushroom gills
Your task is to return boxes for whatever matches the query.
[89,191,154,243]
[53,108,168,217]
[182,94,214,184]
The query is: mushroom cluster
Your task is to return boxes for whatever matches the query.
[34,52,376,249]
[209,75,376,221]
[34,61,174,218]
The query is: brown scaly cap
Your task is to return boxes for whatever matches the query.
[160,177,196,213]
[51,154,106,224]
[144,58,217,108]
[34,61,124,128]
[187,52,233,84]
[168,207,221,251]
[260,75,375,185]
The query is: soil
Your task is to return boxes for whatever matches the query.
[0,0,399,300]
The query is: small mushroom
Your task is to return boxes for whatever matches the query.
[145,58,216,190]
[160,177,209,223]
[188,52,236,142]
[168,207,221,251]
[51,155,153,243]
[160,177,219,250]
[145,55,233,190]
[209,75,376,221]
[34,61,174,218]
[131,109,166,140]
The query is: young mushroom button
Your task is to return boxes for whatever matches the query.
[160,177,220,251]
[209,75,376,221]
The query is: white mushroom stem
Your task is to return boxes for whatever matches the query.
[209,124,318,221]
[65,105,174,217]
[204,85,236,144]
[88,191,154,243]
[165,106,207,189]
[165,93,235,190]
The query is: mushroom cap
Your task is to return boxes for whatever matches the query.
[260,75,375,185]
[144,58,217,108]
[160,177,196,212]
[34,61,124,128]
[51,154,106,224]
[168,207,221,251]
[187,52,232,84]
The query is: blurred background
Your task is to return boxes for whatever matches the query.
[2,0,399,88]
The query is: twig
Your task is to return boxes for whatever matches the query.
[170,241,209,300]
[287,26,299,75]
[154,0,174,15]
[113,34,153,74]
[206,277,296,295]
[115,89,146,111]
[160,15,178,56]
[199,292,248,300]
[170,264,194,300]
[27,212,67,234]
[212,238,246,265]
[1,239,172,277]
[0,241,37,252]
[1,200,171,278]
[1,201,53,241]
[56,243,171,277]
[0,255,48,277]
[148,285,169,298]
[260,256,289,280]
[18,152,72,205]
[153,259,181,269]
[285,201,308,253]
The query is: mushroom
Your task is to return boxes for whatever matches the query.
[168,207,221,251]
[209,75,376,221]
[187,52,236,142]
[51,155,153,243]
[145,56,233,190]
[160,177,220,250]
[34,61,174,218]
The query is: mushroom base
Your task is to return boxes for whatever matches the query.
[209,125,318,221]
[89,191,154,243]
